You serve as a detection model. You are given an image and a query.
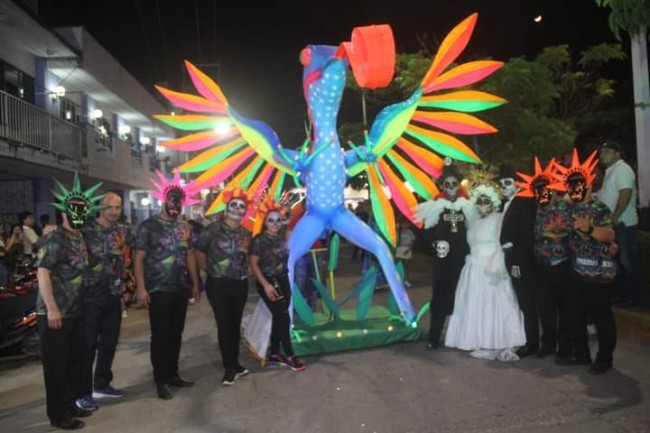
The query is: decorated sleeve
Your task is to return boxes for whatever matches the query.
[134,221,151,252]
[35,233,63,270]
[195,224,212,253]
[594,201,614,228]
[249,235,262,257]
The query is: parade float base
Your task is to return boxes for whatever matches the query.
[291,306,422,356]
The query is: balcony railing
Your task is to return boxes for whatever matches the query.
[0,90,83,160]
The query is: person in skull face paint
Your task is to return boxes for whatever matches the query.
[517,158,574,362]
[36,172,104,429]
[414,164,470,350]
[441,176,526,361]
[195,187,253,386]
[555,149,618,375]
[496,164,540,358]
[134,171,201,400]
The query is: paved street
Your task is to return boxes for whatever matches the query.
[1,250,649,433]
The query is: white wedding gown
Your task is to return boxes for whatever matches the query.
[444,206,526,361]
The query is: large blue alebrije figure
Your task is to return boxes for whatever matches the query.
[152,14,505,325]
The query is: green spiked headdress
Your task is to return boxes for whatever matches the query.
[51,172,105,228]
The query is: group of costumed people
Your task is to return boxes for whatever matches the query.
[35,171,305,430]
[416,148,617,373]
[30,13,621,432]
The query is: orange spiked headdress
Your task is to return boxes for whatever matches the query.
[554,149,599,187]
[515,157,565,197]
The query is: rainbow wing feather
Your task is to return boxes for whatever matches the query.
[346,13,505,243]
[155,61,297,214]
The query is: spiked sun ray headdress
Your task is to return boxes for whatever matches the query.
[515,157,566,197]
[150,170,201,206]
[51,172,105,214]
[554,149,599,187]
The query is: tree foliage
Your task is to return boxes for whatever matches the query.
[340,44,627,173]
[595,0,650,39]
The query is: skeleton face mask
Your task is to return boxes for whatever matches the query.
[66,199,89,228]
[567,173,588,203]
[435,240,450,258]
[532,177,553,206]
[476,195,493,217]
[442,176,460,201]
[226,199,247,222]
[164,187,185,217]
[499,177,517,200]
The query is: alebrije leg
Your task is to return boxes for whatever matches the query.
[330,208,416,323]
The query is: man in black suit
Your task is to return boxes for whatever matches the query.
[497,164,542,358]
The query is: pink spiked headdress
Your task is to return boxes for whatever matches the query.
[150,170,201,207]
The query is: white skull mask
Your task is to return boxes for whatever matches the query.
[435,240,450,258]
[442,176,460,200]
[499,177,517,200]
[476,195,493,217]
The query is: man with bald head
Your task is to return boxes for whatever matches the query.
[76,192,134,411]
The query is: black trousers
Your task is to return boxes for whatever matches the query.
[148,290,188,384]
[567,278,617,364]
[428,253,464,346]
[537,263,572,355]
[81,296,122,395]
[206,277,248,370]
[512,271,540,350]
[256,273,293,357]
[38,316,85,423]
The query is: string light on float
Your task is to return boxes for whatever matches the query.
[533,15,543,23]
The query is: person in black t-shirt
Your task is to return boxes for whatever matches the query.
[249,199,305,372]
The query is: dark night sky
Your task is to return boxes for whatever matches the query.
[40,0,621,144]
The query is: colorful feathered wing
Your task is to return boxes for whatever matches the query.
[154,61,298,215]
[346,13,505,244]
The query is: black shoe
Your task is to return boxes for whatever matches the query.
[537,346,556,358]
[234,365,249,379]
[222,369,236,386]
[156,383,173,400]
[70,406,93,418]
[555,356,591,366]
[516,345,538,358]
[426,341,439,351]
[169,376,194,388]
[50,418,85,430]
[588,362,613,375]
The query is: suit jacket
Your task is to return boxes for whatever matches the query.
[500,196,537,275]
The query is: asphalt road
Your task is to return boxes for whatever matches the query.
[1,251,649,433]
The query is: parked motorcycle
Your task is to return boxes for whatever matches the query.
[0,259,40,357]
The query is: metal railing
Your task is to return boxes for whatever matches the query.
[0,90,83,160]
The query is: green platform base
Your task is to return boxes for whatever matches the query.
[291,306,422,356]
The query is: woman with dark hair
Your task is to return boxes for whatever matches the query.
[249,199,305,372]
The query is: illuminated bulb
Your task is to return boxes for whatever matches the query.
[362,329,368,335]
[336,331,343,338]
[312,335,318,341]
[214,121,231,136]
[387,325,394,332]
[140,197,151,206]
[534,15,543,23]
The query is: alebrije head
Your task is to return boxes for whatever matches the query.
[51,172,105,229]
[150,170,201,217]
